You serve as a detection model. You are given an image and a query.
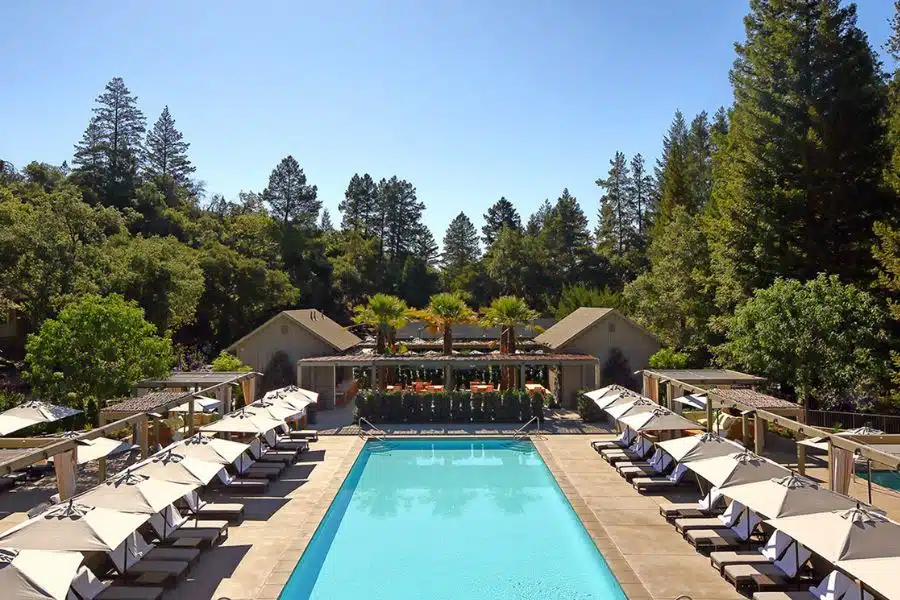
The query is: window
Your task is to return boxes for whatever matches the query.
[281,324,289,335]
[608,322,616,333]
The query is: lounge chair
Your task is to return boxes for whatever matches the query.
[722,542,811,589]
[248,439,297,463]
[617,450,674,480]
[67,565,112,600]
[96,587,165,600]
[591,428,636,452]
[108,532,190,582]
[675,499,744,534]
[148,504,189,541]
[659,487,724,521]
[711,530,793,574]
[181,491,244,522]
[601,437,654,464]
[752,594,813,600]
[143,547,200,564]
[633,462,690,493]
[263,430,308,452]
[216,469,269,493]
[685,508,761,552]
[286,428,318,441]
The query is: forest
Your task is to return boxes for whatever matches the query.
[1,0,899,414]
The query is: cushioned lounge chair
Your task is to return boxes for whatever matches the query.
[96,587,165,600]
[633,462,690,493]
[601,437,654,464]
[617,449,673,479]
[659,487,724,521]
[711,530,792,574]
[722,543,811,590]
[286,429,318,441]
[685,509,760,551]
[67,565,112,600]
[216,470,268,493]
[591,429,636,452]
[181,490,245,522]
[675,499,744,534]
[107,533,190,583]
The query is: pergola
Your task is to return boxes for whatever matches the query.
[298,352,601,403]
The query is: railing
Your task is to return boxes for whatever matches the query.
[358,417,388,443]
[512,416,540,441]
[805,410,900,434]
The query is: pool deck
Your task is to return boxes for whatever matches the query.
[535,435,746,600]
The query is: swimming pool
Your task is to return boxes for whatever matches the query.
[858,469,900,491]
[280,439,627,600]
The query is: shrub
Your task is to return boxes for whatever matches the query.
[483,392,499,422]
[421,393,434,422]
[260,350,296,395]
[649,347,690,369]
[601,348,638,390]
[388,392,403,422]
[434,392,451,422]
[471,393,484,422]
[577,391,604,422]
[211,351,252,372]
[530,394,544,423]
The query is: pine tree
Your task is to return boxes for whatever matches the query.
[320,208,334,231]
[481,197,522,246]
[340,173,379,236]
[71,119,107,202]
[525,199,552,235]
[413,224,440,266]
[73,77,146,208]
[595,151,633,256]
[886,1,900,195]
[377,176,425,290]
[541,189,592,285]
[708,0,891,308]
[441,212,480,274]
[684,112,713,208]
[144,106,194,188]
[655,110,691,222]
[262,156,320,226]
[629,153,655,239]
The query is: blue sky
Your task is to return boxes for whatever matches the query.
[2,1,896,242]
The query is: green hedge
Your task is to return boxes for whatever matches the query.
[577,391,604,422]
[354,390,545,423]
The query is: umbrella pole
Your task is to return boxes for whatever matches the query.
[123,536,128,577]
[866,459,872,505]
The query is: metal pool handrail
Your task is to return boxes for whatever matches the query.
[512,416,540,441]
[358,417,388,443]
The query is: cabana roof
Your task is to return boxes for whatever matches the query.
[709,387,800,411]
[102,391,188,414]
[136,370,256,389]
[646,369,766,385]
[298,352,599,368]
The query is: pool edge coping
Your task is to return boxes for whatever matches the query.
[532,438,653,600]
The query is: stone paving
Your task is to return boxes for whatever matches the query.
[535,435,747,600]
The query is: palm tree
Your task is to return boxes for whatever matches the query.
[413,293,476,355]
[480,296,539,389]
[352,293,412,354]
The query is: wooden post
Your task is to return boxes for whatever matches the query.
[642,374,652,396]
[297,364,304,387]
[138,415,149,458]
[98,457,107,483]
[187,396,195,436]
[706,393,715,433]
[742,412,751,447]
[332,365,337,409]
[594,363,600,388]
[520,365,527,390]
[371,365,378,391]
[665,381,674,409]
[754,412,765,454]
[827,437,835,491]
[796,411,807,476]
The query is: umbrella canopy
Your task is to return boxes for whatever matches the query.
[249,399,304,421]
[0,401,81,436]
[657,433,743,464]
[582,386,619,403]
[73,437,137,465]
[767,506,900,563]
[169,396,221,414]
[0,502,149,552]
[606,397,658,421]
[834,556,900,600]
[175,433,248,466]
[200,407,284,435]
[686,450,789,489]
[720,474,859,519]
[841,426,884,436]
[264,385,318,406]
[672,394,708,410]
[75,471,196,515]
[0,548,84,600]
[132,450,223,486]
[618,407,698,432]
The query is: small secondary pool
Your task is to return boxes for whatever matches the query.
[858,469,900,491]
[280,439,627,600]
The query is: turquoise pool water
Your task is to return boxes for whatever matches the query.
[280,439,627,600]
[859,469,900,491]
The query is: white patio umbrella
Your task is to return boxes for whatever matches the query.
[0,401,81,436]
[671,394,708,410]
[606,397,658,421]
[169,396,222,414]
[132,449,224,487]
[75,470,197,515]
[0,502,149,552]
[73,437,138,465]
[834,556,900,600]
[582,386,619,403]
[656,432,743,464]
[798,426,886,452]
[250,399,305,421]
[264,385,318,406]
[618,407,698,432]
[200,407,284,436]
[175,433,249,467]
[720,474,859,519]
[0,548,85,600]
[686,450,790,489]
[766,506,900,563]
